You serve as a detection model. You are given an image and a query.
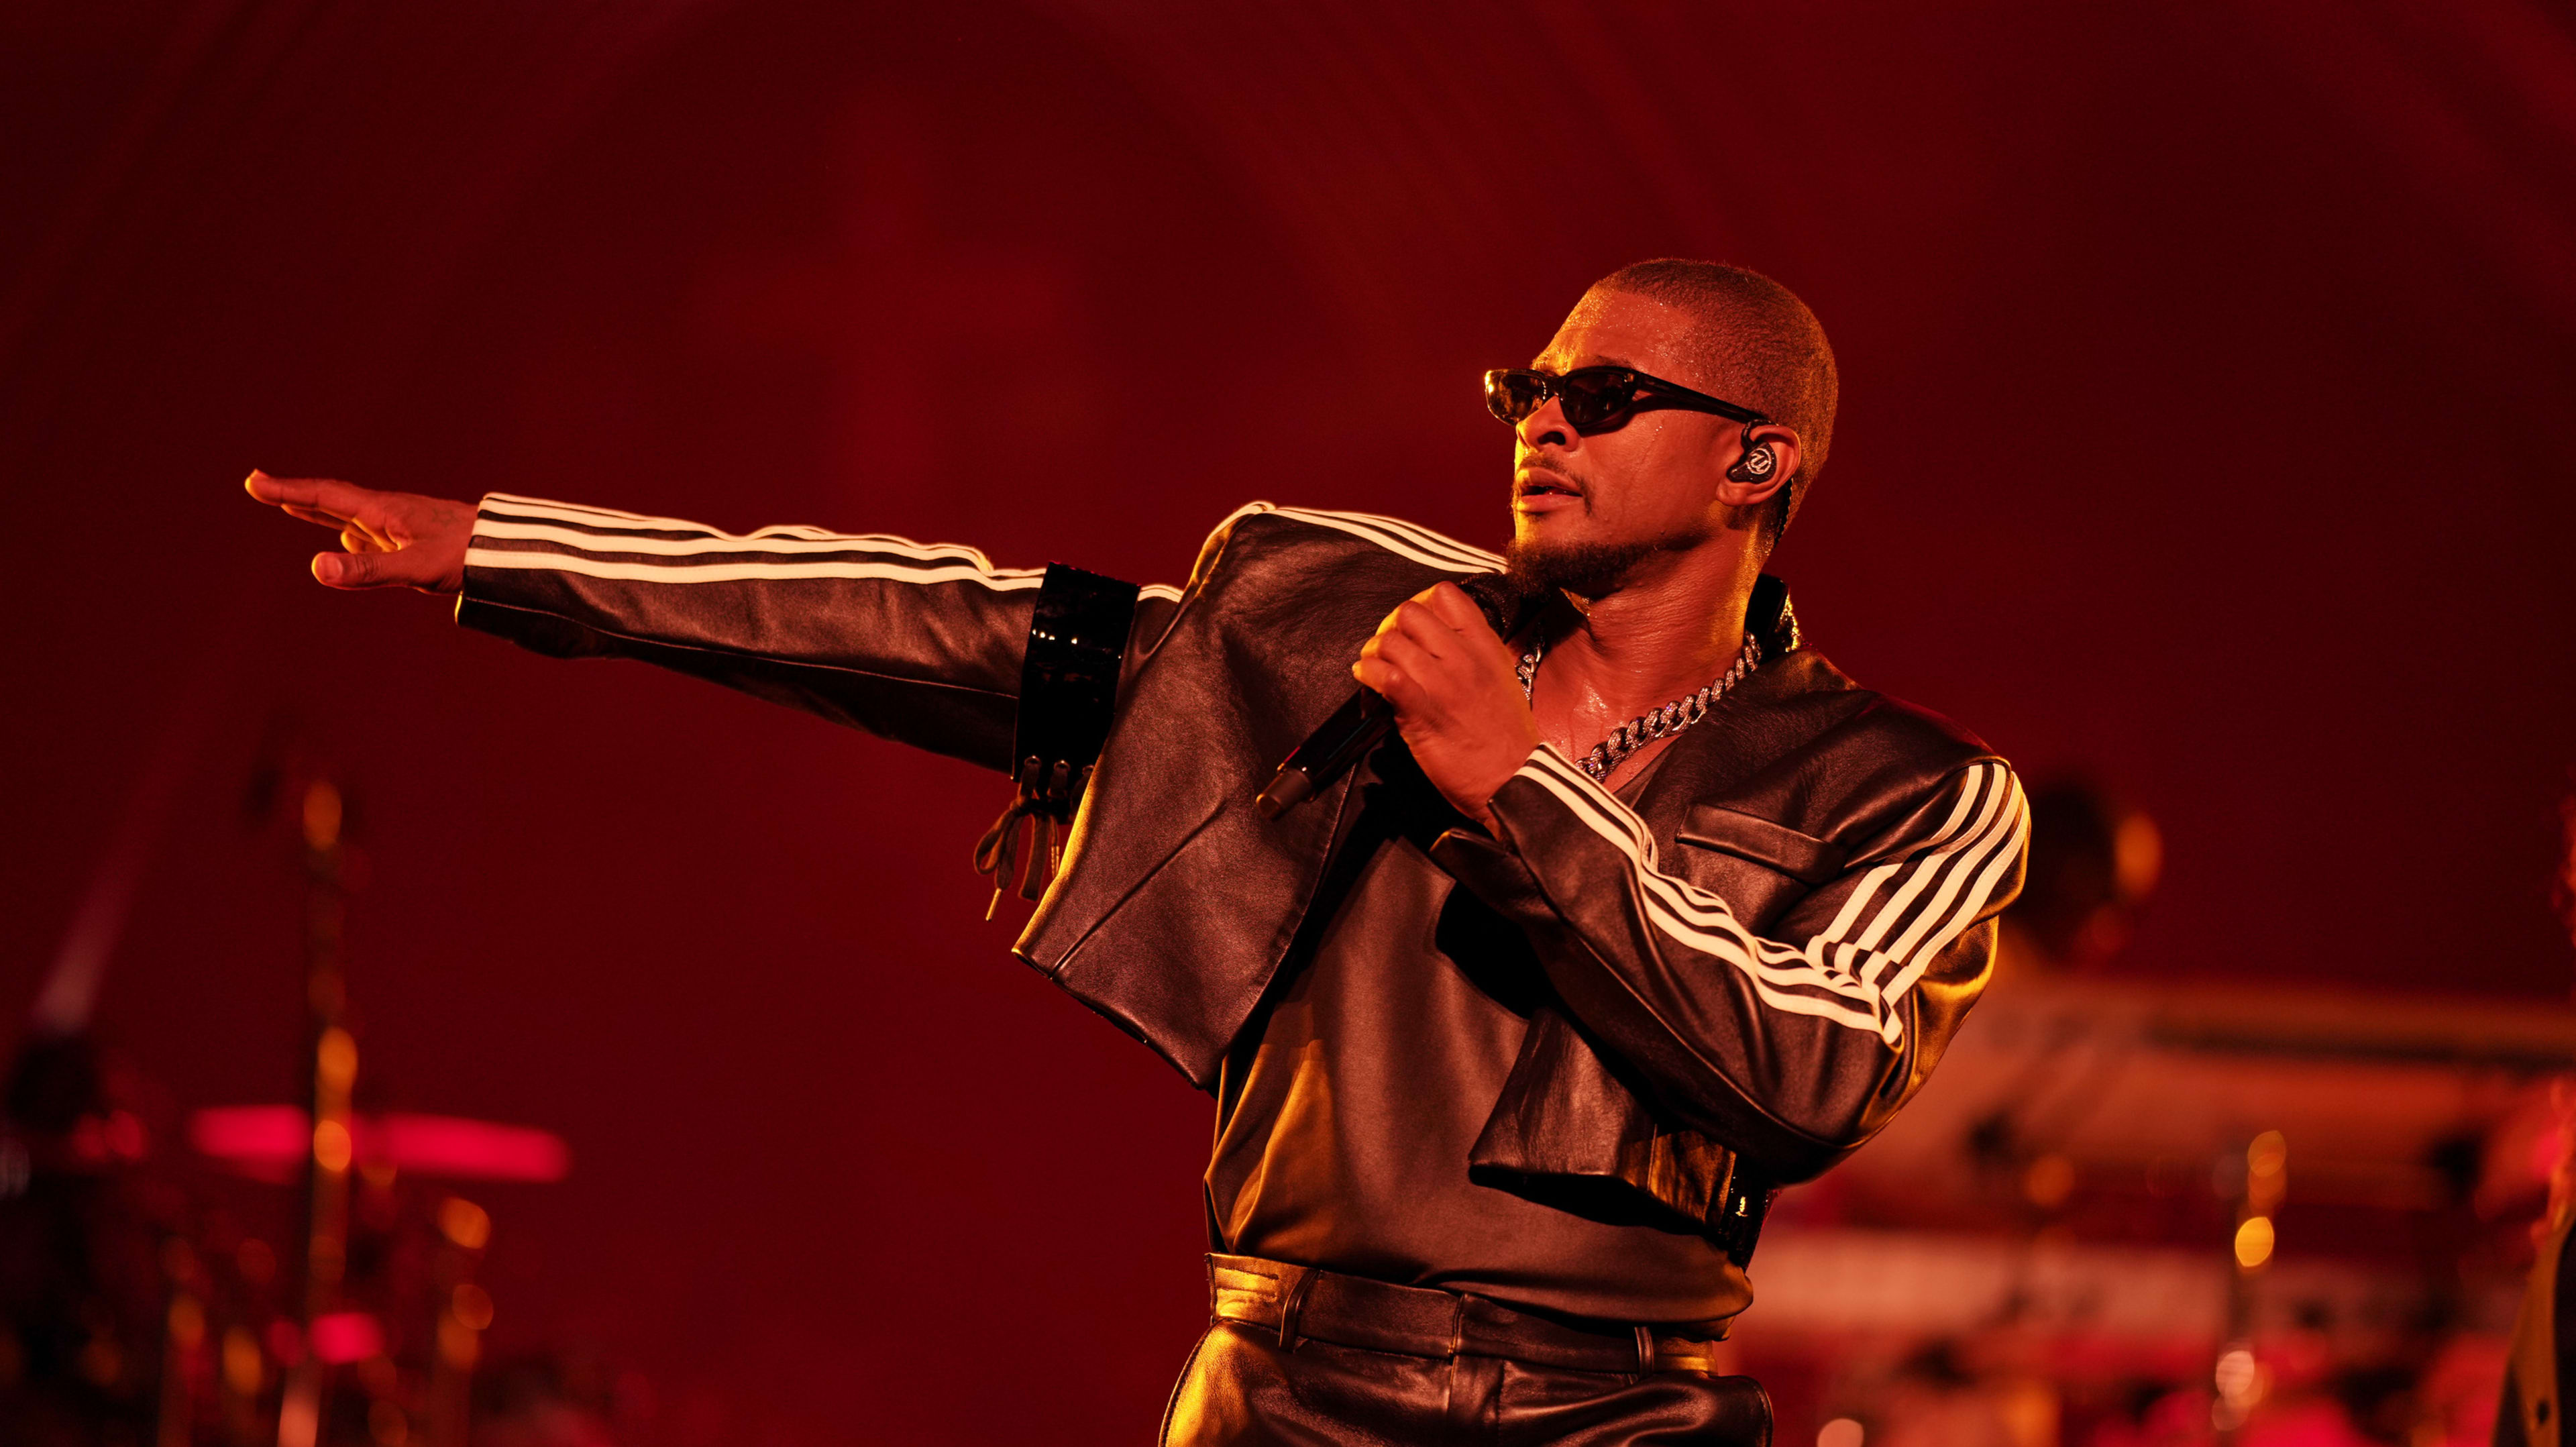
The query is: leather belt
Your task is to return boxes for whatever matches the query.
[1205,1254,1727,1376]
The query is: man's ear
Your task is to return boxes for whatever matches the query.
[1713,424,1800,511]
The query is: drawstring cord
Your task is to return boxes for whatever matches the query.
[973,790,1052,920]
[973,763,1080,919]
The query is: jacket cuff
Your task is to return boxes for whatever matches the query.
[1480,743,1596,857]
[451,495,613,657]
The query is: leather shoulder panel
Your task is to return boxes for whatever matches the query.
[1640,648,2008,861]
[1209,503,1504,578]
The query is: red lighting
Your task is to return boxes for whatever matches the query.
[306,1311,383,1364]
[189,1106,570,1182]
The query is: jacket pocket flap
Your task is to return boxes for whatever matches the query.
[1678,806,1845,884]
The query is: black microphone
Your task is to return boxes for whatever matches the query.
[1254,574,1538,819]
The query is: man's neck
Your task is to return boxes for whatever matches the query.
[1531,546,1756,761]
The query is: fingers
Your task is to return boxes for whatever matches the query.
[254,470,475,594]
[1351,650,1424,713]
[246,470,377,530]
[1374,586,1481,642]
[1386,585,1510,660]
[313,551,370,588]
[1419,582,1492,635]
[1389,601,1456,659]
[1409,586,1521,682]
[1354,627,1441,711]
[1353,590,1540,830]
[1352,627,1400,692]
[1362,627,1436,678]
[313,551,390,589]
[1361,587,1520,688]
[311,546,432,590]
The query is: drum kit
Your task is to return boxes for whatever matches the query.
[0,770,570,1447]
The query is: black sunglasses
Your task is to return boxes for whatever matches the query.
[1483,365,1768,438]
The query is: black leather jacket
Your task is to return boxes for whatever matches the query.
[455,494,2029,1241]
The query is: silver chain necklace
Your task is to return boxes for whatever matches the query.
[1519,629,1766,784]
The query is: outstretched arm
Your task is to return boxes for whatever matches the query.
[243,474,1119,771]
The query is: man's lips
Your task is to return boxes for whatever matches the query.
[1515,464,1583,500]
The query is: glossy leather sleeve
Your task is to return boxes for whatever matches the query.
[451,492,1177,771]
[1433,744,2029,1183]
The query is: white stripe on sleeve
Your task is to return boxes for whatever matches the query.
[1265,505,1503,573]
[1511,747,2029,1046]
[470,495,1046,592]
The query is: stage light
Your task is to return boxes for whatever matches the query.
[2022,1154,2076,1209]
[222,1327,263,1396]
[319,1028,358,1093]
[439,1196,492,1250]
[2233,1216,2275,1269]
[307,1311,383,1364]
[167,1294,206,1352]
[78,1336,121,1388]
[2214,1345,2257,1405]
[313,1118,353,1173]
[302,781,343,852]
[104,1110,146,1159]
[437,1316,479,1369]
[451,1283,494,1332]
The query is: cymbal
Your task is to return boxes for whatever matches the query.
[188,1106,568,1183]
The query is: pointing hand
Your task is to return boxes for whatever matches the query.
[243,470,476,594]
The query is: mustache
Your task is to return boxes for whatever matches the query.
[1514,453,1593,492]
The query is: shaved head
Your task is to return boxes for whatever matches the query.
[1589,259,1838,547]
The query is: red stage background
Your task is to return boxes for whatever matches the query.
[3,3,2573,1442]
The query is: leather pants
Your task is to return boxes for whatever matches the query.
[1161,1256,1772,1446]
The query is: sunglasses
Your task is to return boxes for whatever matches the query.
[1483,365,1768,437]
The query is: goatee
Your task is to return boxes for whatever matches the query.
[1505,527,1705,596]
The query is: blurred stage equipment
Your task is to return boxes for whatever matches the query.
[274,777,356,1447]
[0,1030,167,1446]
[1729,784,2566,1447]
[2488,780,2576,1447]
[3,761,570,1447]
[186,1111,568,1187]
[235,775,569,1447]
[2000,778,2161,974]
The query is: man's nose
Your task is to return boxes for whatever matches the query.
[1514,397,1573,451]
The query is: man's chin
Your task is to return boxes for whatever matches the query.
[1505,533,1661,596]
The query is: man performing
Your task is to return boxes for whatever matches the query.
[246,260,2028,1445]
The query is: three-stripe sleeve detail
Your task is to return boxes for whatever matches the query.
[1511,746,2029,1047]
[466,494,1054,591]
[466,496,1436,617]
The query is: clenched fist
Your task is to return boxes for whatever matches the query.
[1350,582,1540,831]
[244,470,477,594]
